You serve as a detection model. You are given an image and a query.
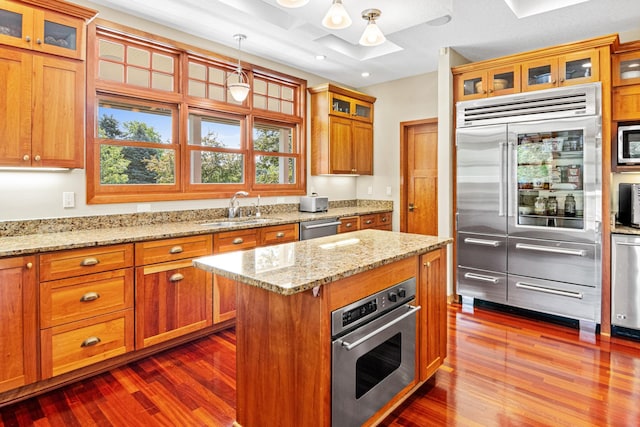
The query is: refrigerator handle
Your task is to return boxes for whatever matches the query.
[498,141,507,217]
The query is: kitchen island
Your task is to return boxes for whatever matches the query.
[193,229,451,427]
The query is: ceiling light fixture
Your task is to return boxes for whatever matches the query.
[322,0,352,30]
[227,33,250,102]
[276,0,309,7]
[359,9,385,46]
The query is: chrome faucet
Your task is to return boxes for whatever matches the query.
[229,191,249,218]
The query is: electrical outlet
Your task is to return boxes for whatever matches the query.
[62,192,75,208]
[386,186,392,196]
[367,186,373,195]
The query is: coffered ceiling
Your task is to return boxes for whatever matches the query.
[85,0,640,87]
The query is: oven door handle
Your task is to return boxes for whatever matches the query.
[339,305,421,351]
[302,221,342,230]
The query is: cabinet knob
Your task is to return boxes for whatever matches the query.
[346,223,352,228]
[34,155,41,162]
[81,336,101,348]
[381,217,387,222]
[276,232,285,238]
[26,262,33,269]
[424,261,431,268]
[23,154,30,161]
[36,38,42,45]
[25,36,31,42]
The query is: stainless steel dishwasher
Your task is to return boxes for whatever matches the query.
[612,234,640,338]
[299,217,341,240]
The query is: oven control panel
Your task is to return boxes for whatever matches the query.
[331,277,416,338]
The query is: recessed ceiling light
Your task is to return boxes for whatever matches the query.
[315,54,326,60]
[361,72,370,78]
[504,0,589,18]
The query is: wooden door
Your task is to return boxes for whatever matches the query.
[419,248,447,381]
[329,116,355,174]
[401,119,438,235]
[0,48,32,166]
[352,121,373,175]
[0,256,37,393]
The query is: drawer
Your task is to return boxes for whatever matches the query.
[508,237,598,287]
[508,274,601,323]
[40,310,134,378]
[40,269,134,329]
[359,214,378,229]
[457,232,507,273]
[377,212,392,230]
[338,216,359,233]
[135,235,212,265]
[214,229,258,253]
[40,244,134,281]
[457,266,507,304]
[260,224,298,246]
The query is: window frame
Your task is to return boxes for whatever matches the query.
[86,20,307,204]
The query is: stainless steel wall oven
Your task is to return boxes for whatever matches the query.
[331,277,419,427]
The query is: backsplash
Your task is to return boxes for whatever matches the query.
[0,199,392,237]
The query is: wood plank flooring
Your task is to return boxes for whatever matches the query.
[3,304,640,426]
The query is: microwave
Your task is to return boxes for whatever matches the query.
[618,125,640,164]
[618,183,640,227]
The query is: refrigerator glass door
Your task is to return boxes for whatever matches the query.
[508,117,600,242]
[456,124,507,235]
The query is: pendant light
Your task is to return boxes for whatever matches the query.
[276,0,310,7]
[322,0,352,30]
[227,34,250,102]
[359,9,385,46]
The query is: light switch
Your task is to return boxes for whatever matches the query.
[62,192,75,208]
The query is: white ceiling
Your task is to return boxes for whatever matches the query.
[86,0,640,88]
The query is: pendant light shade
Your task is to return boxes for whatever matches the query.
[359,9,385,46]
[277,0,310,7]
[322,0,352,30]
[227,34,250,102]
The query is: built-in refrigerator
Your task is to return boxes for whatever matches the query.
[456,83,602,331]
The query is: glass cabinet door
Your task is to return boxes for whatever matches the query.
[488,67,518,96]
[0,2,32,50]
[37,10,84,59]
[613,50,640,86]
[515,129,584,231]
[559,50,599,85]
[521,59,557,91]
[331,93,372,122]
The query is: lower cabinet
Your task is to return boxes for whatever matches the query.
[0,256,37,393]
[360,212,392,231]
[338,216,360,233]
[135,236,213,349]
[419,247,447,381]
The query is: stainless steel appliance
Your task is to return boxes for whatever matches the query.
[456,82,602,331]
[612,234,640,338]
[299,217,341,240]
[331,277,419,427]
[618,183,640,227]
[299,195,329,212]
[617,124,640,164]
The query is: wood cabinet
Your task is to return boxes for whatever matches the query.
[612,44,640,122]
[0,0,95,168]
[338,216,359,233]
[309,83,376,175]
[39,245,134,378]
[454,64,520,100]
[213,224,299,323]
[135,235,213,349]
[419,247,447,381]
[359,212,392,231]
[520,49,599,92]
[0,256,37,393]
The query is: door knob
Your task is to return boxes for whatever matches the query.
[408,203,415,212]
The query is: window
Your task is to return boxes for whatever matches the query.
[87,25,306,204]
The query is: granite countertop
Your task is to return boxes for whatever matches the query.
[193,229,452,296]
[0,205,391,258]
[612,224,640,235]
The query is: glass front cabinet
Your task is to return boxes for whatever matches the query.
[521,49,599,92]
[0,1,86,59]
[613,49,640,87]
[455,65,519,101]
[330,93,373,122]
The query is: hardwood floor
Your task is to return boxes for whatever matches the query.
[3,304,640,426]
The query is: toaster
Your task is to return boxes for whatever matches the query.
[299,195,329,213]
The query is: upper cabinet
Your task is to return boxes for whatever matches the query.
[453,35,616,102]
[309,84,376,175]
[0,0,96,168]
[613,46,640,87]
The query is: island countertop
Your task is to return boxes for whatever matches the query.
[193,229,452,295]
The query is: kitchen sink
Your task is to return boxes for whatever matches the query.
[200,218,278,228]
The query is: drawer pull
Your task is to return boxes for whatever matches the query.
[276,232,285,238]
[80,292,100,302]
[464,272,499,284]
[169,273,185,282]
[515,243,586,257]
[81,336,101,348]
[381,217,388,222]
[26,262,33,269]
[464,237,501,247]
[365,220,373,224]
[169,245,184,254]
[515,282,583,299]
[346,223,353,228]
[233,237,244,245]
[80,257,99,267]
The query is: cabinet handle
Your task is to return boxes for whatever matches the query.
[381,217,387,222]
[23,154,30,161]
[25,36,31,42]
[233,237,244,245]
[34,155,41,161]
[365,220,373,224]
[424,261,431,268]
[346,223,353,228]
[80,257,99,266]
[36,38,42,45]
[81,336,101,348]
[80,292,100,302]
[26,262,33,269]
[169,273,184,282]
[169,245,183,254]
[276,232,285,238]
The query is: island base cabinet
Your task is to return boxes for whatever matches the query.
[0,256,37,394]
[419,247,448,381]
